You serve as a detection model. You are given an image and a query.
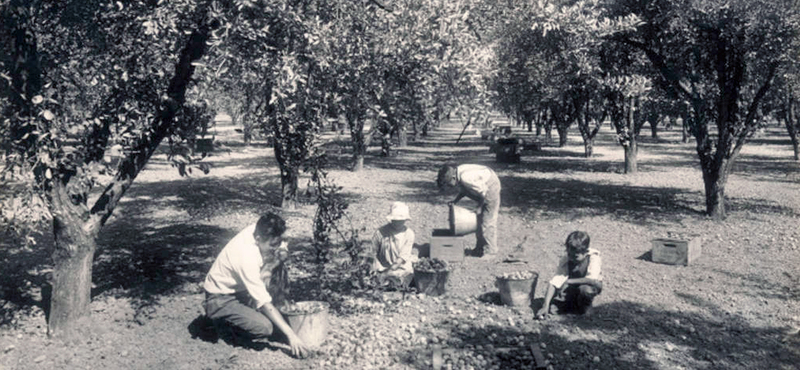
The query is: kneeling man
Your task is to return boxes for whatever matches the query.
[203,212,307,357]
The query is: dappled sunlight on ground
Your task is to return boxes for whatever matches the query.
[1,120,799,369]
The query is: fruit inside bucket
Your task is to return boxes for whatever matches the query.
[449,204,478,236]
[414,269,450,296]
[279,301,329,347]
[495,271,538,307]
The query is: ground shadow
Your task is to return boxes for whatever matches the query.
[396,299,798,370]
[0,232,53,327]
[709,268,800,302]
[186,314,289,353]
[508,175,791,223]
[400,175,708,225]
[477,292,503,306]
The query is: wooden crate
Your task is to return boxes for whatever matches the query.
[430,229,465,263]
[651,237,702,266]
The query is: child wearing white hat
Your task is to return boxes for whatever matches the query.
[371,202,417,286]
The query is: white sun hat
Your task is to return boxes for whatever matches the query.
[386,201,411,221]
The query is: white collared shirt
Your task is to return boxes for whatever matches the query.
[203,224,272,309]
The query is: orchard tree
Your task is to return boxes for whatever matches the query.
[605,0,800,218]
[0,0,221,336]
[604,75,651,173]
[771,38,800,160]
[208,0,329,207]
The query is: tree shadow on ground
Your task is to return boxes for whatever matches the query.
[403,172,797,224]
[642,145,800,183]
[0,232,53,327]
[93,222,231,299]
[397,300,798,370]
[186,313,290,354]
[731,155,800,183]
[364,149,494,173]
[89,170,349,316]
[399,175,705,225]
[512,156,623,174]
[709,268,800,302]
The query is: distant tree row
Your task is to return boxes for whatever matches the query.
[491,0,800,218]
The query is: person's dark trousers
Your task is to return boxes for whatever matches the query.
[203,291,274,342]
[549,283,602,315]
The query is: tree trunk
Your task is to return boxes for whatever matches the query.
[545,124,552,144]
[583,138,594,158]
[348,116,367,172]
[280,168,299,209]
[650,117,659,139]
[397,125,407,147]
[353,155,364,172]
[243,126,253,145]
[623,141,638,174]
[381,132,391,157]
[701,159,731,219]
[786,96,799,160]
[43,174,98,336]
[557,125,568,147]
[533,110,543,136]
[681,115,690,143]
[48,207,97,337]
[624,99,638,174]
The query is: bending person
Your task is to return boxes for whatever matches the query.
[437,164,501,258]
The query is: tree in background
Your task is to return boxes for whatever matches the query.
[771,35,800,160]
[606,0,800,218]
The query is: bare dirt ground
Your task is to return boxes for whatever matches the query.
[1,119,799,370]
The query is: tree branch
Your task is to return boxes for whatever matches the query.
[609,36,692,100]
[88,6,217,232]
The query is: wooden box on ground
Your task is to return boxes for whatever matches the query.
[651,236,702,266]
[430,229,465,263]
[495,137,521,164]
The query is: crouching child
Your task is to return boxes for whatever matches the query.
[536,231,602,319]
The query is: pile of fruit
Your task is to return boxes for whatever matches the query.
[413,257,450,272]
[438,346,540,370]
[280,301,328,315]
[497,270,536,280]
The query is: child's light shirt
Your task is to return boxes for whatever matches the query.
[549,248,602,289]
[372,224,416,274]
[203,224,273,309]
[457,164,496,199]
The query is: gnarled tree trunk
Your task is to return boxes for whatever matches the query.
[48,183,97,336]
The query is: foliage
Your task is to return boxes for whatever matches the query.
[0,0,220,244]
[603,0,800,217]
[306,154,366,265]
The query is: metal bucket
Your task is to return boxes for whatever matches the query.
[280,301,329,348]
[449,204,478,236]
[496,273,539,307]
